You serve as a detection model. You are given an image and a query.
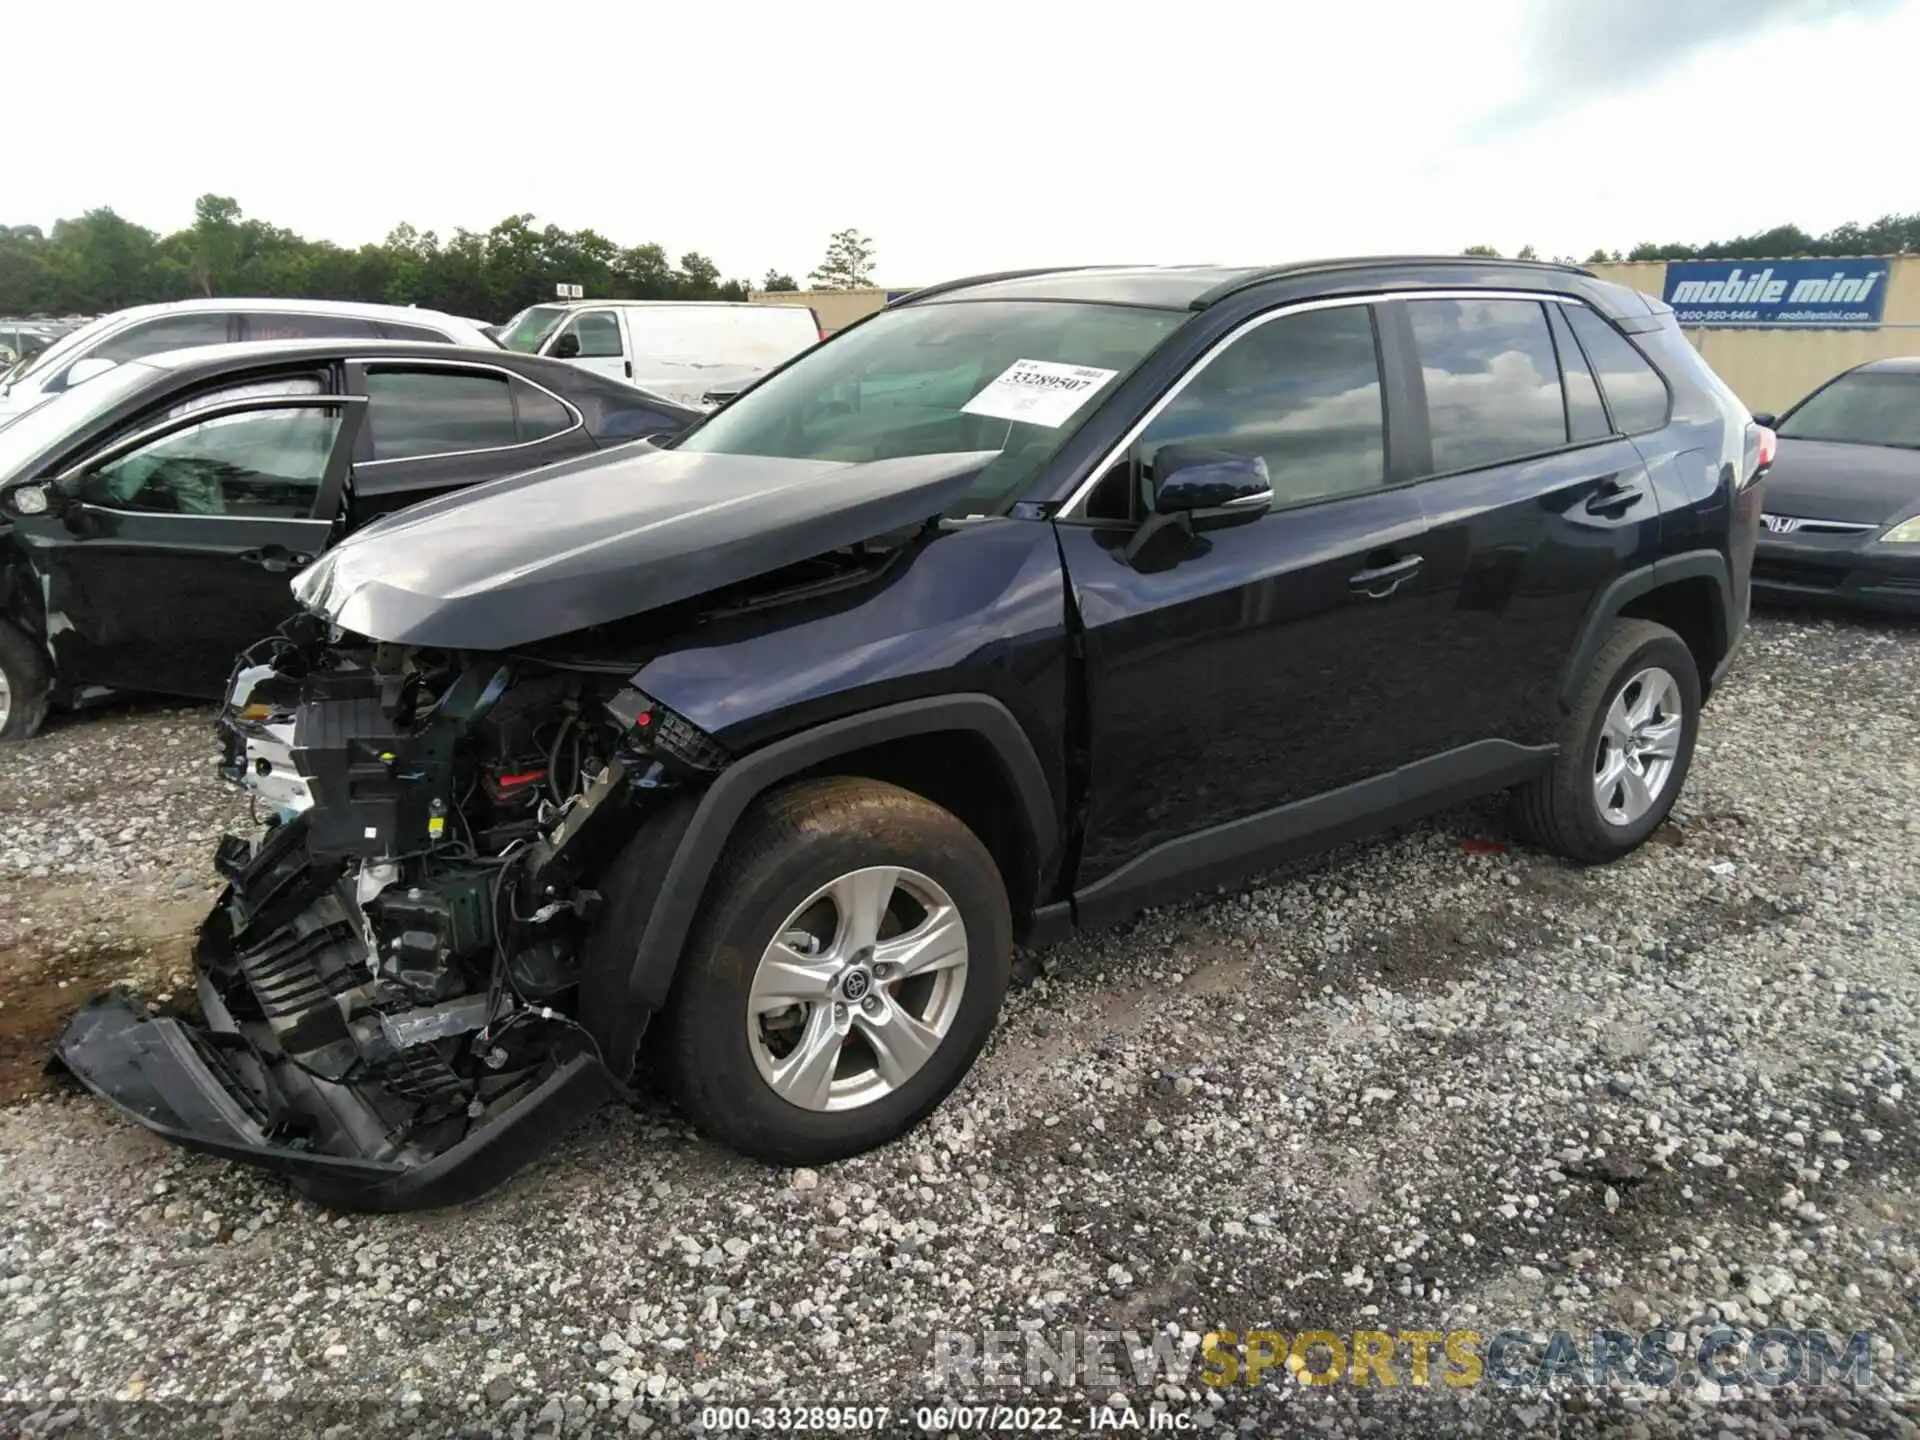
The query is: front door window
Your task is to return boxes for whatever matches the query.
[77,404,341,517]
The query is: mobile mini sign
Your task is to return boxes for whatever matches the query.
[1661,258,1890,329]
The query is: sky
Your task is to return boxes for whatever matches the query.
[9,0,1917,286]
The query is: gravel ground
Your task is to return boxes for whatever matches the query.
[0,612,1916,1438]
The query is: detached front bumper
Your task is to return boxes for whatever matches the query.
[1752,535,1920,615]
[53,817,628,1212]
[55,994,620,1211]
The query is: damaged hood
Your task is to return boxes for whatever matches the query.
[295,446,996,648]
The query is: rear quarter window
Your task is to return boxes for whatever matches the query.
[1563,305,1670,434]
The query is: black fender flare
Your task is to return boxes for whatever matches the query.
[1556,550,1731,711]
[585,694,1058,1076]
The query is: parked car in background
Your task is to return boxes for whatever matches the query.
[0,299,498,427]
[495,299,821,409]
[0,319,74,371]
[1750,358,1920,614]
[0,339,694,737]
[53,257,1764,1209]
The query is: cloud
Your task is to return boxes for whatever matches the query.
[1480,0,1907,132]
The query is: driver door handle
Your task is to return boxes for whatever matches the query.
[1348,553,1424,598]
[238,546,311,574]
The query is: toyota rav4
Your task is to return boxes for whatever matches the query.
[55,258,1767,1209]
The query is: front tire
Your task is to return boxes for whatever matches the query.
[661,777,1012,1165]
[0,621,51,742]
[1515,619,1701,863]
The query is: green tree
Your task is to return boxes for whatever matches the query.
[1515,243,1539,261]
[186,193,242,295]
[0,197,848,316]
[809,228,876,289]
[762,269,798,292]
[1461,243,1502,258]
[676,251,722,297]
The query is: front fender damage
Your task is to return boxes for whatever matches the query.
[53,627,729,1211]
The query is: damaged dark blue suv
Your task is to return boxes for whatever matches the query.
[55,258,1767,1209]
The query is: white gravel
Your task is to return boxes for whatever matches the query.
[0,613,1916,1437]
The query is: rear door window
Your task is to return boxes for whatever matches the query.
[1562,306,1670,434]
[91,312,235,364]
[242,312,382,343]
[363,368,575,460]
[1406,298,1567,473]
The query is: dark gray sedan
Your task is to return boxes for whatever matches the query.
[1751,357,1920,614]
[0,339,695,738]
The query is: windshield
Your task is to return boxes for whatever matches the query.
[1778,372,1920,449]
[0,362,157,474]
[672,300,1185,513]
[496,305,570,354]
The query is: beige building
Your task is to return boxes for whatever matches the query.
[749,287,893,335]
[1589,257,1920,414]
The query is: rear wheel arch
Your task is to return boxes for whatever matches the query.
[1559,552,1730,712]
[582,695,1059,1077]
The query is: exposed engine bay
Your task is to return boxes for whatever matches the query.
[65,616,743,1206]
[60,612,757,1206]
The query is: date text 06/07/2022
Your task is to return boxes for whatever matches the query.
[697,1403,1193,1432]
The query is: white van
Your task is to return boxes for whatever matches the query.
[0,298,494,426]
[495,300,822,410]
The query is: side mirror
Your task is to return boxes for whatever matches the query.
[1145,444,1273,519]
[1750,411,1778,430]
[2,482,63,521]
[550,333,581,360]
[63,356,119,388]
[1122,445,1273,567]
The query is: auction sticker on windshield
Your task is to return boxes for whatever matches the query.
[961,358,1119,428]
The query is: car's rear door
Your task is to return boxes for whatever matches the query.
[24,378,365,697]
[340,357,597,522]
[1392,294,1664,753]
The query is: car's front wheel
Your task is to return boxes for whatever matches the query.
[661,777,1012,1165]
[0,621,51,743]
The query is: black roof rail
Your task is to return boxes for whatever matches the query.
[885,266,1110,307]
[1189,255,1597,310]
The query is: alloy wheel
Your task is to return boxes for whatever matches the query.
[1593,665,1684,827]
[0,667,10,734]
[746,866,970,1112]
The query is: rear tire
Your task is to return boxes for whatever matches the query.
[661,777,1012,1165]
[0,621,51,742]
[1515,619,1700,863]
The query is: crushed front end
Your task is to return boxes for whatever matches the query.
[55,621,721,1210]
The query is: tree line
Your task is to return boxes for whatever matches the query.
[0,195,780,320]
[1463,210,1920,265]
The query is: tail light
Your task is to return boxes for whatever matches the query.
[1741,421,1775,490]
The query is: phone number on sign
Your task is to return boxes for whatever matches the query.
[699,1406,894,1432]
